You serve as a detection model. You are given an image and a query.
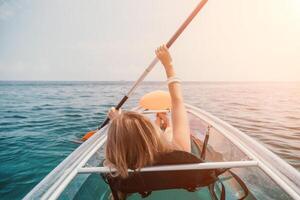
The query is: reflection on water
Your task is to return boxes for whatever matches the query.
[0,81,299,199]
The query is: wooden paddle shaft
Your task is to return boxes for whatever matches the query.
[99,0,208,129]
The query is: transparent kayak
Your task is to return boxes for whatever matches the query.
[23,104,300,200]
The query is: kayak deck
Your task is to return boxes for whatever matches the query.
[24,104,300,200]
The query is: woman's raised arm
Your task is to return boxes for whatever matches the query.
[155,45,191,152]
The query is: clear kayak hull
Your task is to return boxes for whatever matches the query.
[24,104,300,200]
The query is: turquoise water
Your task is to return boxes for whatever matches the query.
[0,81,299,200]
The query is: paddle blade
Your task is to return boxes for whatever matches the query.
[82,130,97,141]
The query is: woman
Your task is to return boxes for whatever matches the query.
[105,44,191,178]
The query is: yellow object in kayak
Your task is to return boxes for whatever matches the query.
[139,90,171,110]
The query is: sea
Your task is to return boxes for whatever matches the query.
[0,81,299,200]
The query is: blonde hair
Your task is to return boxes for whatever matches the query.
[105,111,170,178]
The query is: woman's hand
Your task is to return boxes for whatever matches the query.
[155,112,170,130]
[155,45,173,68]
[108,107,121,120]
[155,44,175,78]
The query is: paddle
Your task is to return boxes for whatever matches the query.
[82,0,209,141]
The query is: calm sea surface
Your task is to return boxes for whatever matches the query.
[0,81,299,199]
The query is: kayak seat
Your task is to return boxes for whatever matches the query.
[102,150,227,200]
[102,135,249,200]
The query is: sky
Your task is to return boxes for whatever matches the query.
[0,0,299,81]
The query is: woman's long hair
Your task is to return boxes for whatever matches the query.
[105,111,170,178]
